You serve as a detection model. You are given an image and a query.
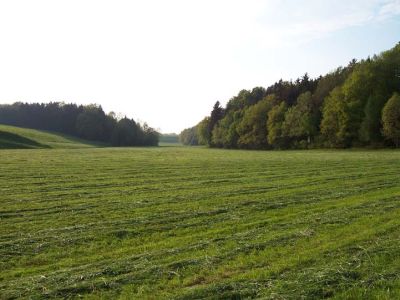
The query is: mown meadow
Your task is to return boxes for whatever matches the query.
[1,146,400,299]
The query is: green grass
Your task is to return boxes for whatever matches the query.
[159,142,184,147]
[1,146,400,299]
[0,125,104,149]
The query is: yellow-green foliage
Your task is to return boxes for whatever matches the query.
[1,146,400,299]
[382,93,400,147]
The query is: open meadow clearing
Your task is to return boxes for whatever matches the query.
[1,146,400,299]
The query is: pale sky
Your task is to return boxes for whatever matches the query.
[0,1,399,133]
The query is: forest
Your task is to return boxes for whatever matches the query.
[0,102,159,146]
[180,43,400,149]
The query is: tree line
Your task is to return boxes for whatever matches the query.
[0,102,159,146]
[180,43,400,149]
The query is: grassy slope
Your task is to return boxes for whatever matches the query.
[0,124,103,149]
[0,147,399,299]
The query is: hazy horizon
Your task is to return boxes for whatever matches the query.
[0,0,399,133]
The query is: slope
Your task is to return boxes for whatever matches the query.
[0,124,104,149]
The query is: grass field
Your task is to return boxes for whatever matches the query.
[1,145,400,299]
[0,125,102,149]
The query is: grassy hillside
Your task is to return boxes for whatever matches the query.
[0,124,104,149]
[1,147,400,299]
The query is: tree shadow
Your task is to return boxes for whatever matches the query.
[0,131,51,149]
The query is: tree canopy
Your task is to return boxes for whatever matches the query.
[181,42,400,149]
[0,102,159,147]
[382,93,400,147]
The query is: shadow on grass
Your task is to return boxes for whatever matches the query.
[0,130,51,149]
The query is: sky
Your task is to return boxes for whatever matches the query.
[0,1,399,133]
